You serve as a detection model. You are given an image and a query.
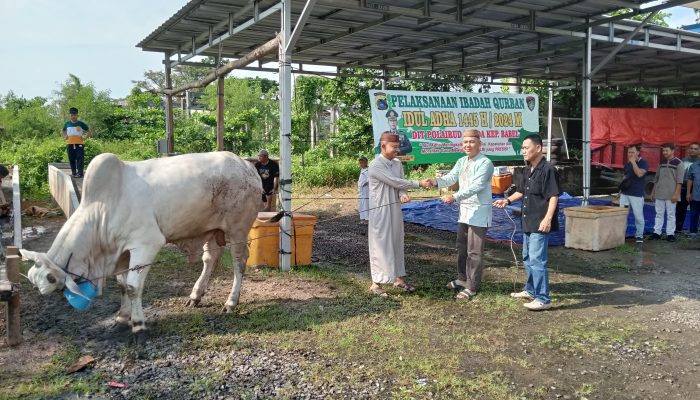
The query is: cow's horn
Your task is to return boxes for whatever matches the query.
[64,278,90,301]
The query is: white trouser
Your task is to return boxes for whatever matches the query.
[620,194,645,238]
[654,199,676,236]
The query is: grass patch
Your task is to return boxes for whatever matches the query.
[0,346,105,400]
[536,317,639,354]
[576,383,595,396]
[606,261,629,271]
[613,243,637,254]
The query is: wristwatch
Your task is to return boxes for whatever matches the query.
[506,198,511,205]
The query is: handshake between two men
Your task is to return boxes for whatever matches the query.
[417,177,458,205]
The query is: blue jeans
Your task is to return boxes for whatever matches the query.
[522,232,550,304]
[690,200,700,234]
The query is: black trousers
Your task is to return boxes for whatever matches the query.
[67,144,84,176]
[676,185,689,231]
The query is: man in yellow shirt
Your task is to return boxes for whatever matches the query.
[62,107,93,178]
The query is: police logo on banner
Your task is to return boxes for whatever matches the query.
[526,96,536,111]
[374,92,388,110]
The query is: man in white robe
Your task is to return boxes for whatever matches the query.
[357,157,369,224]
[368,132,431,297]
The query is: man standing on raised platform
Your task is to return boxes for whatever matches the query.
[62,107,93,178]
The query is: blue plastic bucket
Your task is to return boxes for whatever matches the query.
[63,281,97,311]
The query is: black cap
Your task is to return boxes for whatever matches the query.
[385,109,398,119]
[69,107,79,115]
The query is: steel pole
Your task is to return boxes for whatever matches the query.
[547,83,553,161]
[279,0,292,271]
[582,27,592,206]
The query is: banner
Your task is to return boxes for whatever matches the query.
[369,90,540,163]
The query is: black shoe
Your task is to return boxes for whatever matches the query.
[649,233,661,240]
[635,237,644,243]
[667,235,676,242]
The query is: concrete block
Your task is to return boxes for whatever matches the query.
[563,206,628,251]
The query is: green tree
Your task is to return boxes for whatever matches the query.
[608,9,670,27]
[293,76,329,152]
[132,61,215,91]
[53,74,115,135]
[199,77,278,155]
[0,92,59,140]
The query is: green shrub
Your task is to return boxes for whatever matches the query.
[97,140,156,161]
[292,156,359,188]
[0,137,109,199]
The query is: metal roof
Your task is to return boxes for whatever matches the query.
[137,0,700,90]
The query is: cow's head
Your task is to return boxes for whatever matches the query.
[20,249,88,299]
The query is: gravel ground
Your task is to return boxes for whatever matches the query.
[3,191,700,399]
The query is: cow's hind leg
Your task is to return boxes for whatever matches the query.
[223,232,249,312]
[186,231,224,307]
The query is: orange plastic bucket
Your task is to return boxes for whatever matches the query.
[247,212,317,267]
[491,173,513,194]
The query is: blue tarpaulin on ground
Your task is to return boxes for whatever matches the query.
[401,194,667,246]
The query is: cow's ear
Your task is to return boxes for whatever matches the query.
[19,249,40,261]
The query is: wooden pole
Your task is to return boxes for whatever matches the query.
[6,245,18,256]
[5,253,22,346]
[164,55,175,153]
[217,76,225,151]
[156,36,279,96]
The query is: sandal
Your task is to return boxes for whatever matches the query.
[455,288,476,300]
[446,280,464,290]
[369,286,388,298]
[393,282,416,293]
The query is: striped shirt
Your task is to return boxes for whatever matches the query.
[653,157,684,200]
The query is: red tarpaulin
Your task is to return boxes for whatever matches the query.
[591,108,700,149]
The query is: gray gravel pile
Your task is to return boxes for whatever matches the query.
[657,304,700,331]
[93,341,385,400]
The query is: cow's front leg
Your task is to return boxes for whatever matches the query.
[186,231,224,307]
[223,234,249,312]
[114,273,132,328]
[126,245,162,343]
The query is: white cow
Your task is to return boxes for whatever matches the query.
[20,152,262,341]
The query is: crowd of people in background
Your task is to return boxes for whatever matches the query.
[620,141,700,242]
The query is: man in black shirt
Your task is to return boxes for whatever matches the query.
[494,134,559,311]
[255,149,279,212]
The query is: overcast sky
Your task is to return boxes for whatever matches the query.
[0,1,697,100]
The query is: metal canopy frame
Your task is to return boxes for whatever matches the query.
[138,0,700,90]
[137,0,700,269]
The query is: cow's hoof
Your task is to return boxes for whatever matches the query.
[222,304,236,313]
[185,298,200,307]
[132,330,149,345]
[110,320,130,331]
